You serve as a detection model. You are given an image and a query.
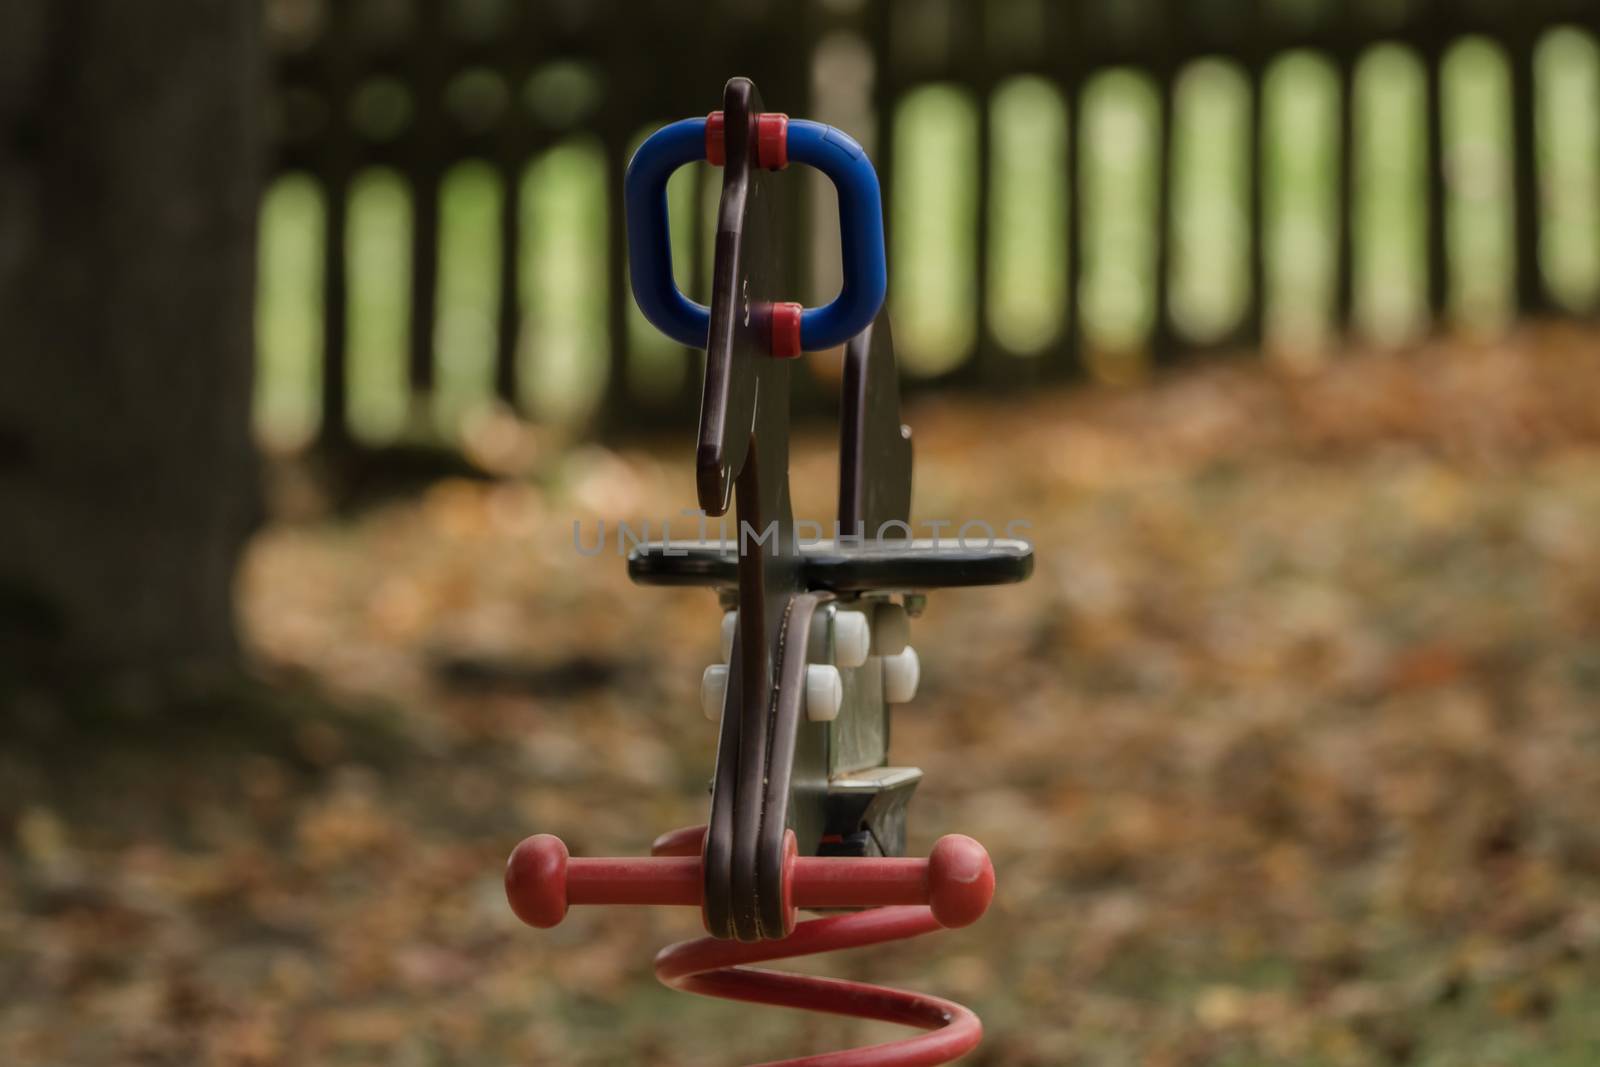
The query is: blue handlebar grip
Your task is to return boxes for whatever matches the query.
[787,120,887,352]
[623,116,887,353]
[624,118,711,349]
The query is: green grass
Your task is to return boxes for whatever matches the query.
[893,83,980,375]
[1175,59,1252,345]
[347,167,411,441]
[433,159,501,439]
[1265,51,1339,354]
[1539,27,1600,310]
[989,75,1069,355]
[1356,43,1429,344]
[256,173,323,449]
[1081,69,1161,365]
[519,137,609,423]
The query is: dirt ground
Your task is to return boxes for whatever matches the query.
[5,326,1600,1066]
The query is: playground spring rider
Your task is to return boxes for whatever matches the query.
[505,78,1033,1065]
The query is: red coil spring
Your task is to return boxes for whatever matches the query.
[655,906,980,1067]
[506,827,994,1067]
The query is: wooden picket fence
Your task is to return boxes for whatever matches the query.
[264,0,1600,444]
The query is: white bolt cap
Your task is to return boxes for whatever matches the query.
[883,646,920,704]
[701,664,728,721]
[720,611,737,662]
[834,610,871,669]
[805,664,844,722]
[872,602,910,656]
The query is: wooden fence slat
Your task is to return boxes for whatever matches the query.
[1245,67,1267,349]
[314,1,356,447]
[320,176,350,445]
[1336,50,1357,332]
[494,157,522,406]
[405,0,448,399]
[1509,32,1547,315]
[961,0,996,385]
[407,169,440,396]
[1064,87,1083,380]
[1051,0,1085,380]
[491,4,531,410]
[600,123,633,431]
[1420,0,1453,324]
[870,0,896,314]
[1423,44,1450,322]
[1149,0,1189,363]
[1150,62,1176,362]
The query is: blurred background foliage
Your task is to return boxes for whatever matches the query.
[6,1,1600,1065]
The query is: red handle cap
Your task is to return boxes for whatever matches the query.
[506,834,570,928]
[926,834,995,929]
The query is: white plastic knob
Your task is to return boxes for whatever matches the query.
[872,602,910,656]
[720,611,737,662]
[834,610,871,669]
[702,664,728,721]
[882,646,920,704]
[805,664,844,723]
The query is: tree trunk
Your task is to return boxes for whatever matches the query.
[0,2,262,671]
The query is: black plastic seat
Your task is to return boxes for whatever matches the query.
[628,537,1033,592]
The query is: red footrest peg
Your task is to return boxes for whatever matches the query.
[506,830,994,932]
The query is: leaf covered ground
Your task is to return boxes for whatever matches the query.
[5,327,1600,1066]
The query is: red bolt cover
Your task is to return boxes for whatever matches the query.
[705,111,787,170]
[771,302,803,359]
[757,113,788,170]
[705,111,725,166]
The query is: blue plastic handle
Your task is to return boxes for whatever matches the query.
[624,116,887,352]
